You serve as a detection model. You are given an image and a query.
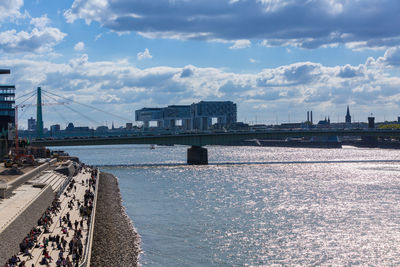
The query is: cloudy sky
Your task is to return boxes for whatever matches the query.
[1,0,400,128]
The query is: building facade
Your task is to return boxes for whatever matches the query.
[28,117,36,131]
[135,101,237,131]
[0,70,15,134]
[50,124,61,134]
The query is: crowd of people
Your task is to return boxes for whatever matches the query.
[4,165,97,267]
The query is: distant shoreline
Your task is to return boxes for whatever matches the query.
[91,172,141,266]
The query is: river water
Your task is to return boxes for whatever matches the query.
[57,145,400,266]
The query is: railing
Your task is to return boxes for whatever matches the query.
[79,168,100,267]
[56,175,73,198]
[30,129,400,148]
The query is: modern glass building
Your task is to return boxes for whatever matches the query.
[191,101,237,130]
[135,101,237,131]
[0,70,15,134]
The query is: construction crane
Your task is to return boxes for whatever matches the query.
[5,105,34,167]
[5,101,69,167]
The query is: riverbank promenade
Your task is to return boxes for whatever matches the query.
[1,165,98,267]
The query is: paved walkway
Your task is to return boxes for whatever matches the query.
[5,167,97,267]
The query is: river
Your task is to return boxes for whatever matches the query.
[57,145,400,266]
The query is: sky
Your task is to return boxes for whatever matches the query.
[1,0,400,129]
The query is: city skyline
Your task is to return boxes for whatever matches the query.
[20,104,400,132]
[0,1,400,128]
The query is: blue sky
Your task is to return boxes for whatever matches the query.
[1,0,400,128]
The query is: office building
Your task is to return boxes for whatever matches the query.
[28,117,36,131]
[0,69,15,133]
[50,124,61,134]
[135,101,237,131]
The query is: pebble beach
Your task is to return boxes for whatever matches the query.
[91,172,141,266]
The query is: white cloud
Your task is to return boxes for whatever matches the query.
[4,47,400,125]
[0,26,67,54]
[229,40,251,49]
[137,48,152,60]
[257,0,295,13]
[64,0,109,24]
[0,0,24,22]
[74,42,85,51]
[65,0,400,50]
[69,54,89,68]
[30,15,51,29]
[249,58,257,63]
[379,47,400,66]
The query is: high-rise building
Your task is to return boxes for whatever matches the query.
[345,106,351,124]
[28,117,36,131]
[0,69,15,133]
[50,124,60,136]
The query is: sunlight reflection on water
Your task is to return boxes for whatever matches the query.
[59,145,400,266]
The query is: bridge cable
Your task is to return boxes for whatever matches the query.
[41,94,69,126]
[15,89,36,101]
[16,90,37,106]
[16,92,37,124]
[42,92,101,125]
[42,89,133,122]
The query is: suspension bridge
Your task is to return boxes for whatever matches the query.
[17,87,134,139]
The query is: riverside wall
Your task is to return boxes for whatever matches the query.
[91,172,141,266]
[54,160,76,177]
[4,159,57,198]
[0,185,54,263]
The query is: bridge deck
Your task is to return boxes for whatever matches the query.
[31,129,400,147]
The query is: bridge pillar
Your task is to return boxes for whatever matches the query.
[187,146,208,165]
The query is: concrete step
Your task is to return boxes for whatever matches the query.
[35,172,52,184]
[49,176,62,190]
[51,177,65,192]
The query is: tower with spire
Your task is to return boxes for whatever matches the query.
[345,105,351,124]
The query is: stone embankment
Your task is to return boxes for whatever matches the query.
[91,172,141,266]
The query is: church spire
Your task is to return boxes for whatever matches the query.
[345,105,351,124]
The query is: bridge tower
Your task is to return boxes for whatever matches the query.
[36,87,43,138]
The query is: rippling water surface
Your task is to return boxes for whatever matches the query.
[57,145,400,266]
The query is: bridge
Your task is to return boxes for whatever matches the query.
[13,86,400,164]
[31,129,400,164]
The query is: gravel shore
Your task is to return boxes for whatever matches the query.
[91,172,141,266]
